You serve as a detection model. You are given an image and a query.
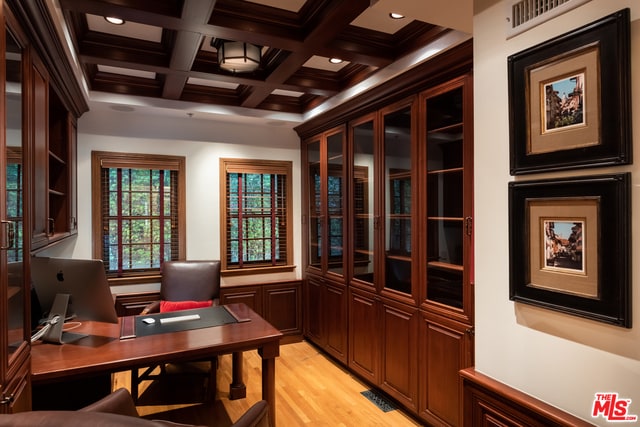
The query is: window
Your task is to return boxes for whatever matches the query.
[5,148,23,262]
[220,159,293,274]
[92,152,185,284]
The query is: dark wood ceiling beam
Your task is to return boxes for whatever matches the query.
[240,0,370,109]
[164,0,217,99]
[208,0,302,50]
[59,0,184,28]
[60,0,303,52]
[79,49,340,99]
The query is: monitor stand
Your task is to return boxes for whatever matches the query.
[42,293,87,344]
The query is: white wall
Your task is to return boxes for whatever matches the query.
[474,1,640,425]
[39,106,303,290]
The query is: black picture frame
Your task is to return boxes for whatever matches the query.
[508,8,631,175]
[509,173,630,328]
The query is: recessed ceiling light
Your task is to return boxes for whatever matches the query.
[104,16,125,25]
[389,12,405,20]
[329,58,343,64]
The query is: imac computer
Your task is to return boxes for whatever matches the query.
[30,257,118,344]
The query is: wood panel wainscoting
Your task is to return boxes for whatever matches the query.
[114,280,303,343]
[460,368,595,426]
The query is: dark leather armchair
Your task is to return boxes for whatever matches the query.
[0,388,270,427]
[142,260,222,314]
[132,260,222,402]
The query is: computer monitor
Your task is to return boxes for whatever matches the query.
[30,257,119,343]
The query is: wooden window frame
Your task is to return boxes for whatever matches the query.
[220,158,294,276]
[91,151,186,286]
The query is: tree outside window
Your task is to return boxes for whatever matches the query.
[5,151,23,262]
[92,152,185,284]
[220,159,294,275]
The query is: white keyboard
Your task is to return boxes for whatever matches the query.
[159,314,201,324]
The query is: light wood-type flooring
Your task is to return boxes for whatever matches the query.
[113,340,423,426]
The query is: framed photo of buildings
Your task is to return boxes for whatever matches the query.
[508,173,630,328]
[508,9,630,175]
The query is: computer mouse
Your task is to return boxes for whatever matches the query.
[142,317,156,324]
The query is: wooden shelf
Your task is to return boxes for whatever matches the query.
[428,261,463,271]
[427,122,463,135]
[427,166,463,175]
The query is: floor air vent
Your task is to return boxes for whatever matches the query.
[360,389,396,413]
[506,0,591,38]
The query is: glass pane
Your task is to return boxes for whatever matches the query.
[326,132,344,276]
[425,86,465,310]
[426,87,463,130]
[427,219,463,266]
[384,107,412,294]
[351,121,374,284]
[6,28,25,357]
[427,267,463,309]
[427,131,463,171]
[427,171,463,218]
[104,168,175,273]
[307,140,321,269]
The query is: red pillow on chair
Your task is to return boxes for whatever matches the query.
[160,300,213,313]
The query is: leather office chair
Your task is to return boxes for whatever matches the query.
[132,260,222,403]
[0,388,270,427]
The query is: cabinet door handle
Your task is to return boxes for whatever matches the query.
[1,220,15,250]
[465,216,473,236]
[0,393,14,405]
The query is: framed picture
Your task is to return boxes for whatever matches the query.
[509,173,630,328]
[508,9,631,175]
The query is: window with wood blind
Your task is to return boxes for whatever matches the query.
[6,147,23,262]
[220,158,294,275]
[91,151,185,284]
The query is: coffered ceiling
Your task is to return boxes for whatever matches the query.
[51,0,472,125]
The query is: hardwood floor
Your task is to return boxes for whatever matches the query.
[113,340,423,426]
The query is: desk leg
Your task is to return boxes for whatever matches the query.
[262,356,276,427]
[229,351,246,400]
[259,342,279,427]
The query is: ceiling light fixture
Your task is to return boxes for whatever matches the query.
[329,58,343,64]
[389,12,405,20]
[104,16,125,25]
[213,40,261,73]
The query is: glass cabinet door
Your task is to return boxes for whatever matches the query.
[424,85,465,309]
[326,131,344,276]
[306,139,322,271]
[350,118,375,286]
[4,25,26,361]
[305,129,345,277]
[382,105,413,295]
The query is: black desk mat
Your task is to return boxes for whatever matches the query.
[134,306,238,337]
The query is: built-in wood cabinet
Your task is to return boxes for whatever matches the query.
[420,311,473,426]
[298,40,473,426]
[305,273,348,362]
[1,5,31,413]
[29,65,77,251]
[28,51,49,250]
[2,0,85,412]
[302,126,349,363]
[221,280,303,340]
[420,74,474,326]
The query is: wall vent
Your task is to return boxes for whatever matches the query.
[506,0,591,39]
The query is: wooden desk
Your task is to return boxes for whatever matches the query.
[31,303,282,426]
